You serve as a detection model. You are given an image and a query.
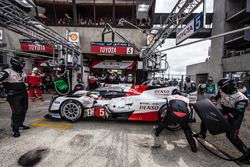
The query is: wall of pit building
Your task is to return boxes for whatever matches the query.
[1,26,147,70]
[3,26,146,54]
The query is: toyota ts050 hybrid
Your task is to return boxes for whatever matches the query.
[46,84,196,129]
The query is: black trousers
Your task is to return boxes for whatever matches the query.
[156,119,196,147]
[200,113,248,154]
[7,92,28,132]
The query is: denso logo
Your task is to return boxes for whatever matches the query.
[154,89,169,94]
[139,105,159,110]
[100,47,116,54]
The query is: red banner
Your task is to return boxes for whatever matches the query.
[20,39,53,53]
[90,42,134,55]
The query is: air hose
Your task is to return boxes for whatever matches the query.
[193,134,250,163]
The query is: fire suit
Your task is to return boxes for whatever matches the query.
[154,95,197,152]
[0,68,28,132]
[199,90,249,154]
[26,73,44,101]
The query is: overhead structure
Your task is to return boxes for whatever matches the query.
[0,0,82,56]
[142,0,204,71]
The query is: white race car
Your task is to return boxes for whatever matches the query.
[47,84,187,130]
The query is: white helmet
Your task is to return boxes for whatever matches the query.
[32,67,39,73]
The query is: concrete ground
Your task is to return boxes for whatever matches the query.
[0,95,249,167]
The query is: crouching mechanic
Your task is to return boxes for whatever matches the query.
[154,94,197,152]
[0,57,30,137]
[194,78,250,164]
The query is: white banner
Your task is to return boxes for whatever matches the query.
[176,21,194,45]
[176,12,204,45]
[92,61,135,69]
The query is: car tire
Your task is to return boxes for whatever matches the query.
[158,104,182,131]
[60,99,83,122]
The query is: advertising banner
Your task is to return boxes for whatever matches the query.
[20,39,53,53]
[176,12,204,45]
[90,42,134,55]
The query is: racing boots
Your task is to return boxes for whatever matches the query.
[12,131,20,138]
[240,149,250,165]
[184,129,197,153]
[19,124,30,130]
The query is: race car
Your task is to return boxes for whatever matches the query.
[47,84,180,123]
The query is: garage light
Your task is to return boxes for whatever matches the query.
[138,4,149,12]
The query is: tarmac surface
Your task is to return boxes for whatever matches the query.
[0,95,249,167]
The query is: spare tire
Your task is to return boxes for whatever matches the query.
[193,99,231,135]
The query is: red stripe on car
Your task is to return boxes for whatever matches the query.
[128,111,158,121]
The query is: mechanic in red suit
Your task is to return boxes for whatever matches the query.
[26,67,44,102]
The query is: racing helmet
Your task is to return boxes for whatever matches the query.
[218,78,237,94]
[10,56,25,71]
[32,67,39,73]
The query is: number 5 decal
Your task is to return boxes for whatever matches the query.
[94,107,106,118]
[195,15,201,31]
[99,108,105,117]
[126,47,133,55]
[194,12,204,31]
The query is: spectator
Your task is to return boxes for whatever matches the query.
[198,80,206,95]
[118,74,126,83]
[126,74,133,83]
[183,76,196,93]
[204,76,217,99]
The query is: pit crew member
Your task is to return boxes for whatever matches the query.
[194,78,250,164]
[0,57,30,137]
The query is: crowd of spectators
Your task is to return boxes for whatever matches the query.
[57,13,73,25]
[39,13,151,27]
[79,17,112,26]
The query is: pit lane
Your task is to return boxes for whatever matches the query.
[0,95,248,167]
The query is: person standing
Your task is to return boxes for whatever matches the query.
[88,73,98,90]
[0,57,30,137]
[204,76,217,99]
[26,67,44,102]
[183,76,196,93]
[126,74,133,84]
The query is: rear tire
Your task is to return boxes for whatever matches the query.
[60,100,83,122]
[158,104,181,131]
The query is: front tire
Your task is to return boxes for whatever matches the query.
[158,105,181,131]
[60,100,83,122]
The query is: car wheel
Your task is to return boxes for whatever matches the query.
[60,100,83,122]
[158,104,181,131]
